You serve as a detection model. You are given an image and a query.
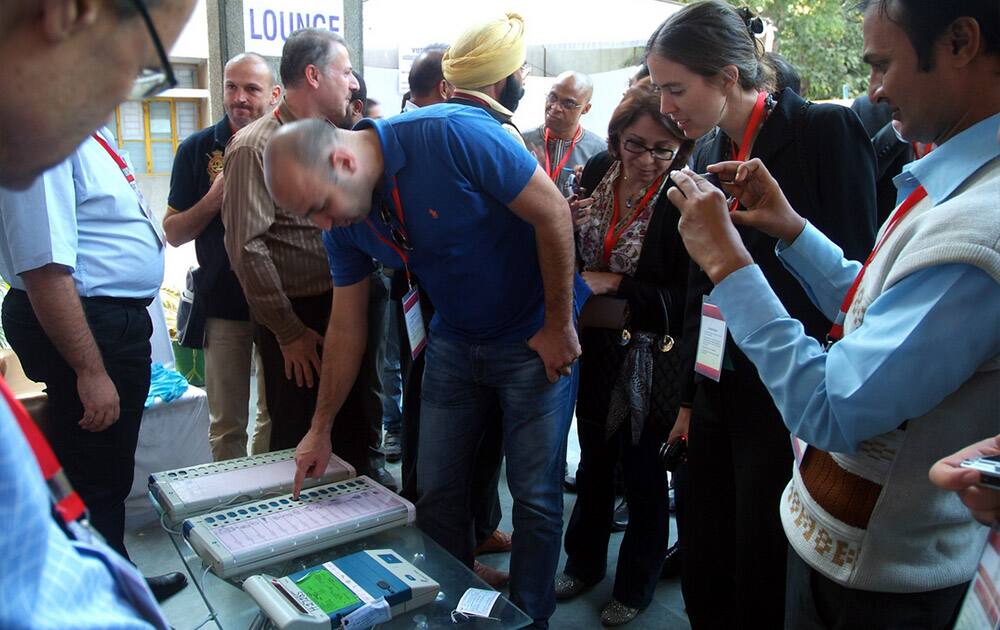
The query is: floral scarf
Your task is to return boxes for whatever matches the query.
[577,160,666,274]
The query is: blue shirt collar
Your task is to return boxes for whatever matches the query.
[354,117,406,185]
[893,111,1000,205]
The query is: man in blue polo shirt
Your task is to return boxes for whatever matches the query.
[262,59,585,629]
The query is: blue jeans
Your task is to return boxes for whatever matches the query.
[379,298,403,433]
[416,334,577,628]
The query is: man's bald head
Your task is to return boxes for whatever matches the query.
[225,52,277,84]
[223,52,280,129]
[263,119,376,229]
[408,46,450,106]
[553,71,594,102]
[544,71,595,138]
[265,119,339,196]
[0,0,197,189]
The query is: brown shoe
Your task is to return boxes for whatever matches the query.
[473,561,510,589]
[475,529,513,555]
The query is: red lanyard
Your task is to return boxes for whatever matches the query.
[0,376,86,524]
[728,91,769,211]
[827,185,928,343]
[91,132,136,186]
[911,142,933,160]
[365,178,413,286]
[602,172,664,267]
[543,127,580,182]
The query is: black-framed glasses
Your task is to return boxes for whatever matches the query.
[378,203,413,252]
[623,138,675,161]
[128,0,177,100]
[545,92,582,110]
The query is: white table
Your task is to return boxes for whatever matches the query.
[126,385,212,529]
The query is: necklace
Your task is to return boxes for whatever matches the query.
[620,174,645,209]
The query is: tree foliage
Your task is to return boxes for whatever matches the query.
[701,0,869,100]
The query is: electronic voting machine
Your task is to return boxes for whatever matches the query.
[182,476,416,578]
[244,549,439,629]
[149,449,356,526]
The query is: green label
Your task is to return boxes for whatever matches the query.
[295,569,361,615]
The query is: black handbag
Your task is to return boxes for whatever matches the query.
[176,266,207,349]
[578,290,683,437]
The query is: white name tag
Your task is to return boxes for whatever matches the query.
[452,588,501,621]
[403,286,427,360]
[694,297,727,382]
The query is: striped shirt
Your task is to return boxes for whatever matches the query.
[221,99,332,344]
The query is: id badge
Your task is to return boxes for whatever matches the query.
[403,286,427,360]
[694,297,727,382]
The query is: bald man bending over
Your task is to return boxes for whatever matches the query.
[265,22,590,617]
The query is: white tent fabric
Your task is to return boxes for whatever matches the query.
[363,0,682,51]
[362,0,683,136]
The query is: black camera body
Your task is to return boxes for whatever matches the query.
[659,435,688,472]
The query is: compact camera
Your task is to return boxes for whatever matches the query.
[960,454,1000,490]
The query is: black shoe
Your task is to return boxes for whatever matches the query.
[371,466,399,492]
[612,498,628,532]
[146,572,187,603]
[660,542,681,579]
[382,431,402,463]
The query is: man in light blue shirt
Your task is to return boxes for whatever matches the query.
[666,0,999,626]
[0,389,169,629]
[0,0,198,625]
[0,128,186,602]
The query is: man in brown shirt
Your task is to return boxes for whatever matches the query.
[222,28,378,475]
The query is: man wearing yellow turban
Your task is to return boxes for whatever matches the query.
[443,13,530,142]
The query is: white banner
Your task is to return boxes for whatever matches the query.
[243,0,345,58]
[397,45,427,94]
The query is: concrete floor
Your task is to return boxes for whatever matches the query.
[126,418,690,630]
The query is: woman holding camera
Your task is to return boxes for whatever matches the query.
[645,1,878,626]
[554,83,693,627]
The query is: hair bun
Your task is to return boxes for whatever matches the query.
[737,7,765,36]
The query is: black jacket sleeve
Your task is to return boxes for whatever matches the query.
[798,103,878,262]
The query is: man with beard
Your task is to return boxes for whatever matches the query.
[221,29,378,478]
[442,16,531,147]
[268,15,587,627]
[522,71,606,197]
[164,53,279,461]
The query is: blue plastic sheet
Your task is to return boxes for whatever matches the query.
[144,363,189,408]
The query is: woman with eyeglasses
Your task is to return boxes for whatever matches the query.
[554,82,693,627]
[645,2,878,626]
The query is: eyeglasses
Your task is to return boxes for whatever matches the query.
[378,203,413,252]
[545,93,583,111]
[622,138,675,161]
[519,62,532,78]
[128,0,177,100]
